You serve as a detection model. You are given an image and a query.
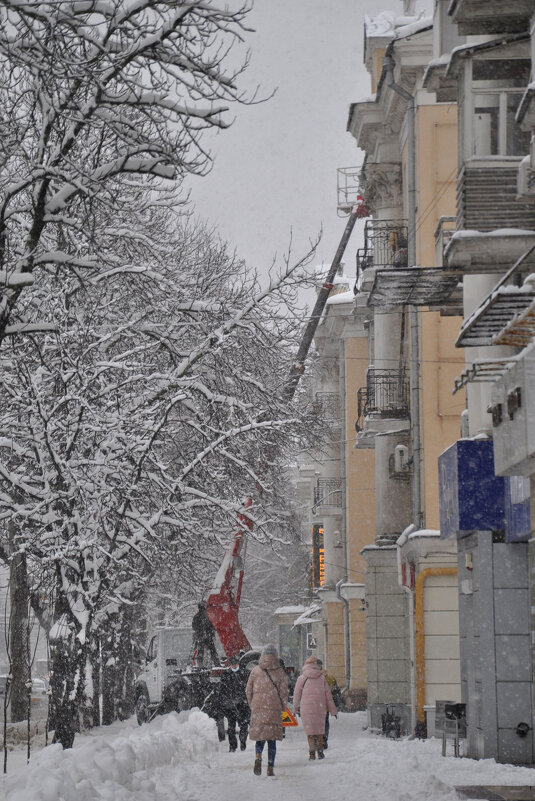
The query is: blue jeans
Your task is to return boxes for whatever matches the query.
[255,739,276,765]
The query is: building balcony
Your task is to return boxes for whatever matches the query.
[444,228,535,274]
[448,0,535,35]
[354,219,408,293]
[353,214,459,312]
[313,392,341,425]
[456,270,535,348]
[313,478,342,511]
[456,159,535,234]
[365,266,461,310]
[356,368,410,445]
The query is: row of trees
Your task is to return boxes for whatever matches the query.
[0,1,319,750]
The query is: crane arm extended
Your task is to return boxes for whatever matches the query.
[204,208,362,657]
[282,208,359,402]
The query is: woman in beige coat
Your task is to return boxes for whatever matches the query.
[246,644,288,777]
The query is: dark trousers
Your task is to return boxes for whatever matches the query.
[195,638,219,666]
[227,702,250,750]
[324,712,330,745]
[255,739,277,765]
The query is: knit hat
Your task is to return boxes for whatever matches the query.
[305,656,319,665]
[262,644,278,657]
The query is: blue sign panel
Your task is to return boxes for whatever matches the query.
[438,439,506,539]
[504,475,531,542]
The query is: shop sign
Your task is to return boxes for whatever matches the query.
[439,439,506,539]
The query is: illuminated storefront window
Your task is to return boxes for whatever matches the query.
[312,524,325,589]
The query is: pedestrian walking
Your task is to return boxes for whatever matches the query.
[317,659,342,750]
[293,656,337,760]
[217,656,250,752]
[245,643,288,777]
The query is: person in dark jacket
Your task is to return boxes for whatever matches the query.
[317,659,342,749]
[217,656,250,751]
[191,601,219,666]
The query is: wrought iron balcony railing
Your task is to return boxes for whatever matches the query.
[356,368,410,431]
[313,391,341,422]
[354,219,408,293]
[313,478,342,510]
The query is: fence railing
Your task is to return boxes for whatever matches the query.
[356,368,410,430]
[313,478,342,509]
[354,219,408,293]
[313,392,341,421]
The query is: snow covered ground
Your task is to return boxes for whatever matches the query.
[3,710,535,801]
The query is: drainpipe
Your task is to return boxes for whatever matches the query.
[338,338,351,692]
[382,55,423,529]
[335,579,351,692]
[396,525,417,733]
[414,567,458,732]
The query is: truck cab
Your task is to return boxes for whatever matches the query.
[135,626,193,722]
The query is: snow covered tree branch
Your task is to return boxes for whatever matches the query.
[0,212,321,743]
[0,0,252,342]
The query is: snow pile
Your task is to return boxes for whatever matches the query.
[2,710,218,801]
[1,718,48,750]
[4,710,535,801]
[326,289,354,305]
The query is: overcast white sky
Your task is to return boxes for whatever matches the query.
[187,0,403,286]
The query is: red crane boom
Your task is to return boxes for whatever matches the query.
[205,500,253,657]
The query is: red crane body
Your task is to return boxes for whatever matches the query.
[205,500,252,657]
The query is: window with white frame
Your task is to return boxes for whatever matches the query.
[462,56,531,159]
[473,90,529,156]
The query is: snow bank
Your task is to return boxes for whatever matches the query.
[2,710,218,801]
[4,710,535,801]
[1,717,48,750]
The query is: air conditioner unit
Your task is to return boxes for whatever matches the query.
[394,444,409,473]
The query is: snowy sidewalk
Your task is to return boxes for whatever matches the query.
[3,710,535,801]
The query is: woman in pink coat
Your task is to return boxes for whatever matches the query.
[293,656,337,760]
[246,644,288,777]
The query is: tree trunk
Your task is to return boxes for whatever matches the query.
[116,607,135,720]
[81,640,100,730]
[101,618,117,726]
[48,571,89,749]
[90,635,101,728]
[8,532,30,723]
[49,637,81,749]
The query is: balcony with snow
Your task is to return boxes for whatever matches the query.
[448,0,535,35]
[355,367,410,448]
[354,218,408,294]
[443,36,534,252]
[444,229,535,275]
[354,214,461,312]
[455,271,535,350]
[359,219,408,271]
[452,271,535,396]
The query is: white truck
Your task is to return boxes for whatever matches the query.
[134,626,202,724]
[134,625,262,729]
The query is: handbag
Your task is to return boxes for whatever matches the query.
[263,668,297,726]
